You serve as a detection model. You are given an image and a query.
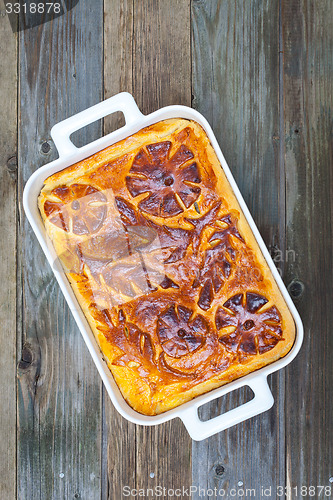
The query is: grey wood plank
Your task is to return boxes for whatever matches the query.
[0,2,17,498]
[17,3,104,499]
[132,0,193,495]
[132,0,192,115]
[191,0,287,496]
[104,0,133,133]
[102,2,137,499]
[103,1,192,498]
[282,0,333,493]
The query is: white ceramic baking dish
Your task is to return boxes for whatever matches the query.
[23,92,303,441]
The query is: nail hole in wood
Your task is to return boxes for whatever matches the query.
[18,344,33,369]
[288,280,304,298]
[7,155,17,172]
[41,141,51,154]
[215,464,225,476]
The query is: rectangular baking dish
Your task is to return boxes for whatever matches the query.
[23,92,303,441]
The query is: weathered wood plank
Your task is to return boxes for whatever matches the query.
[103,1,192,498]
[0,2,17,499]
[282,0,333,492]
[102,2,137,499]
[133,0,193,496]
[17,3,104,499]
[12,1,332,497]
[104,0,133,132]
[132,0,192,115]
[191,0,286,496]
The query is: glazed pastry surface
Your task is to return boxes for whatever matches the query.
[39,119,295,415]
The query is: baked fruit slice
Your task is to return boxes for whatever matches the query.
[38,118,295,415]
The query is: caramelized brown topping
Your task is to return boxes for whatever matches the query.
[42,124,288,400]
[184,201,222,253]
[157,304,206,358]
[115,196,189,263]
[197,281,214,311]
[195,211,244,310]
[216,292,283,356]
[246,292,269,313]
[126,141,201,217]
[110,321,155,369]
[44,184,107,235]
[159,276,179,289]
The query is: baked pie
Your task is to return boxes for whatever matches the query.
[38,119,295,415]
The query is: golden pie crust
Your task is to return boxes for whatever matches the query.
[38,119,295,415]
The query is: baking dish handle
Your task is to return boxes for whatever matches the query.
[50,92,144,157]
[179,375,274,441]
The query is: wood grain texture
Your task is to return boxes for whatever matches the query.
[104,0,134,131]
[102,3,137,499]
[4,0,331,497]
[0,2,17,498]
[132,0,192,115]
[103,1,192,498]
[191,0,287,496]
[17,3,104,499]
[282,0,333,492]
[132,2,193,495]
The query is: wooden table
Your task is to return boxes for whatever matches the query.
[1,1,332,498]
